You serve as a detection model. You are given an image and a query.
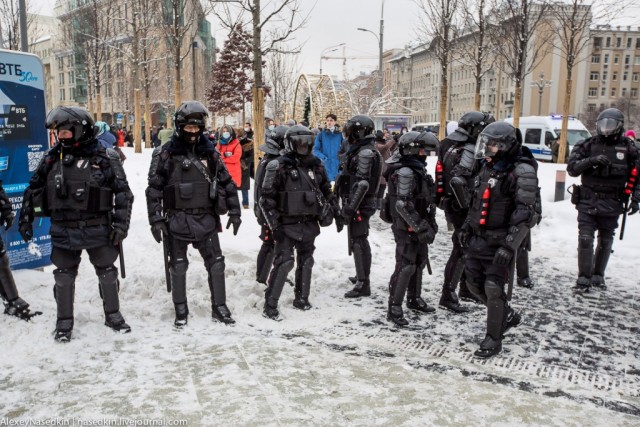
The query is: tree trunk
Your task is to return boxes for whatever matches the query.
[252,87,264,173]
[558,78,572,164]
[512,85,522,129]
[174,61,181,108]
[96,92,102,122]
[145,94,151,149]
[495,64,502,120]
[439,84,447,140]
[134,89,142,153]
[474,92,480,111]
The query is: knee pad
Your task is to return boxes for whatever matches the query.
[210,257,225,274]
[484,280,505,301]
[170,261,188,276]
[96,265,118,278]
[466,279,482,296]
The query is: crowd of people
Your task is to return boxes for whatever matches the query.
[2,102,639,359]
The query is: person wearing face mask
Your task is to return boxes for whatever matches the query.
[239,122,254,209]
[266,118,276,133]
[459,122,539,358]
[19,106,134,341]
[216,125,242,189]
[382,131,439,327]
[312,114,344,182]
[146,101,242,327]
[259,125,342,320]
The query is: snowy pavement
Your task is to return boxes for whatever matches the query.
[3,147,640,425]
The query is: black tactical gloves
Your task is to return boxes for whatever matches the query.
[226,215,242,235]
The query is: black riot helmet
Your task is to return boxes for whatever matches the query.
[596,108,624,140]
[458,111,495,141]
[284,125,315,156]
[475,122,521,159]
[45,106,96,146]
[260,125,289,155]
[398,131,437,162]
[343,115,374,142]
[174,101,208,143]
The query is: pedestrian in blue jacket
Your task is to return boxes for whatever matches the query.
[313,113,344,182]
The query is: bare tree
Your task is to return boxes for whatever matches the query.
[414,0,459,140]
[210,0,309,170]
[549,0,630,163]
[455,0,493,110]
[159,0,209,110]
[0,0,41,49]
[612,94,640,131]
[491,0,551,128]
[265,43,300,123]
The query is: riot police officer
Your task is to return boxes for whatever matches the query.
[0,182,40,320]
[436,111,495,311]
[382,131,439,326]
[567,108,640,292]
[335,115,382,298]
[19,106,134,342]
[259,125,340,320]
[461,122,539,357]
[146,101,241,327]
[254,125,288,284]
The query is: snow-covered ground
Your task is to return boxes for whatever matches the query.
[3,146,640,425]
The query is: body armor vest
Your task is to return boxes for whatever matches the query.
[163,155,215,210]
[387,167,434,228]
[336,144,381,199]
[46,157,113,212]
[581,138,629,195]
[441,144,464,198]
[468,165,516,233]
[277,164,323,217]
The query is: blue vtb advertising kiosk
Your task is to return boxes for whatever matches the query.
[0,49,51,269]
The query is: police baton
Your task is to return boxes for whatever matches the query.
[620,198,629,241]
[118,242,126,279]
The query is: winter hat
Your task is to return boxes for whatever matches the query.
[625,130,636,139]
[375,130,385,142]
[95,121,110,136]
[285,119,296,127]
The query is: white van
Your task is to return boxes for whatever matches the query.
[411,121,450,136]
[504,115,591,161]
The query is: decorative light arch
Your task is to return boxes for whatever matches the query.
[292,73,353,127]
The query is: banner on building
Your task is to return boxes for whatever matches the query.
[0,49,51,270]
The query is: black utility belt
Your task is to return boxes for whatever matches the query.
[166,207,215,215]
[281,215,318,225]
[52,217,110,228]
[580,185,621,200]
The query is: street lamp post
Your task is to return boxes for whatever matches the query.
[357,0,385,93]
[320,43,346,75]
[530,72,552,116]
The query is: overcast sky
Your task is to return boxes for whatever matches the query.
[39,0,640,80]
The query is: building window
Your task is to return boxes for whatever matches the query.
[632,88,638,98]
[592,55,600,63]
[622,88,627,96]
[613,72,618,81]
[628,38,632,48]
[634,73,639,81]
[625,55,630,64]
[617,37,622,47]
[588,87,597,97]
[614,55,619,64]
[602,71,608,81]
[594,37,602,48]
[71,88,76,100]
[588,104,596,112]
[637,38,640,49]
[611,88,616,97]
[590,72,599,81]
[604,54,609,63]
[59,73,64,85]
[59,89,65,101]
[606,37,611,47]
[623,72,628,81]
[601,87,606,96]
[635,56,640,65]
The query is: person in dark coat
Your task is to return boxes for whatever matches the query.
[254,126,288,285]
[19,106,134,342]
[146,101,242,327]
[460,122,539,358]
[375,130,397,206]
[259,125,341,320]
[0,182,40,321]
[567,108,640,292]
[335,115,382,299]
[239,122,255,208]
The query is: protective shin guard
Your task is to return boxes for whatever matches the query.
[97,266,121,315]
[577,234,594,279]
[264,259,295,318]
[345,240,372,298]
[53,268,77,342]
[592,235,613,289]
[406,261,435,313]
[516,248,530,281]
[387,264,413,326]
[465,279,487,305]
[256,244,275,284]
[484,280,506,341]
[0,253,19,301]
[208,259,234,324]
[293,257,313,310]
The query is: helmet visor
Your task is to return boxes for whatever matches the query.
[596,118,621,137]
[474,134,500,159]
[290,134,315,155]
